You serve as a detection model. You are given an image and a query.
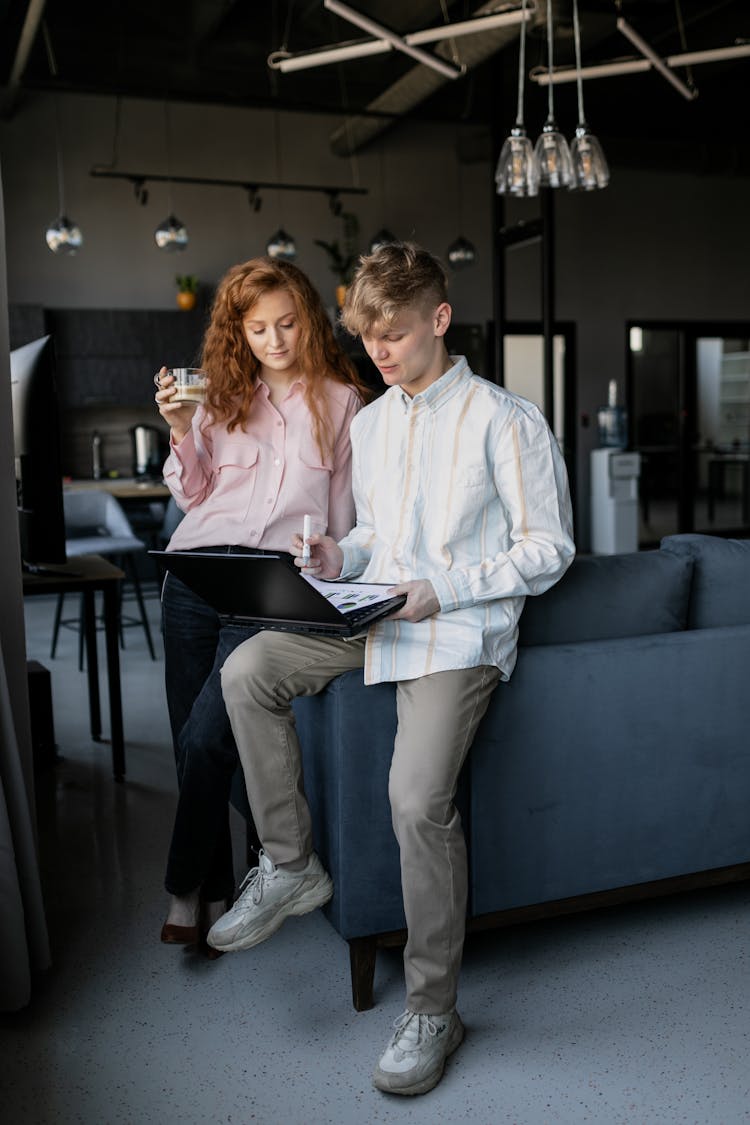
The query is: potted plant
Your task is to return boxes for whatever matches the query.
[315,212,359,308]
[175,274,199,311]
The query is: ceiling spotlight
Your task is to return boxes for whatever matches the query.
[266,228,298,260]
[45,215,83,255]
[155,214,189,251]
[446,236,477,270]
[133,179,149,206]
[368,228,396,254]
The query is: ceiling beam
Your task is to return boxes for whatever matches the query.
[0,0,47,120]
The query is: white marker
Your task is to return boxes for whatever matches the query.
[302,514,312,564]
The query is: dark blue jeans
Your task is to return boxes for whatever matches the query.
[161,566,258,901]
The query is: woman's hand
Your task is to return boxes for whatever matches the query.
[154,367,198,444]
[291,532,344,580]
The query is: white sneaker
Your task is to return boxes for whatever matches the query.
[372,1009,465,1096]
[205,850,333,953]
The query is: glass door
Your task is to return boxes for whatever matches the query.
[694,337,750,533]
[500,322,577,517]
[627,322,750,546]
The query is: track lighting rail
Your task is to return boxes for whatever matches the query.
[89,167,367,207]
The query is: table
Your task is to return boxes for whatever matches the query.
[64,478,171,501]
[23,554,127,781]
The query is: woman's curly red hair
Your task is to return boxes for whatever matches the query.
[200,257,367,458]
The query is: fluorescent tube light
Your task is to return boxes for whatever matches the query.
[531,42,750,85]
[322,0,463,80]
[616,17,696,101]
[269,5,531,74]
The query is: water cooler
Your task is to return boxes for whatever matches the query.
[590,450,641,554]
[590,381,641,554]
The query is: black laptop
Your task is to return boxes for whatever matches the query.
[150,549,406,637]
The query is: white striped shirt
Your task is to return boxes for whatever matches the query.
[338,357,575,685]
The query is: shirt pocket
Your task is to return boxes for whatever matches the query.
[296,432,334,507]
[444,462,493,540]
[214,440,261,519]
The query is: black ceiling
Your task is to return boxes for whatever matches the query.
[1,1,749,171]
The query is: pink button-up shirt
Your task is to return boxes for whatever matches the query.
[164,376,362,553]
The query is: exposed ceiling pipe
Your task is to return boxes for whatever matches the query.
[329,1,536,156]
[0,0,47,119]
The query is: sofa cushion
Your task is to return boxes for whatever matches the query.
[660,533,750,628]
[519,549,693,646]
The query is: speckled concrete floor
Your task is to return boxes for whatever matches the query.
[2,591,749,1125]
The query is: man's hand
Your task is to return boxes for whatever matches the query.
[386,579,440,623]
[291,532,344,580]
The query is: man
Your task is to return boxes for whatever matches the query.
[208,242,575,1095]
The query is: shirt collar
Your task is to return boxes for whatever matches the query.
[395,355,470,412]
[256,374,307,402]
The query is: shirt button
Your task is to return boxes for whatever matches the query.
[274,458,281,466]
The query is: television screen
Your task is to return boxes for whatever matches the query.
[10,335,67,569]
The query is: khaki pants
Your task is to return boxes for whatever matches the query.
[220,630,500,1013]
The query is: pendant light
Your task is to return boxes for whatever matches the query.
[533,0,573,189]
[447,136,477,268]
[569,0,610,191]
[154,214,189,251]
[495,0,538,197]
[266,112,297,260]
[446,236,477,270]
[266,228,298,260]
[368,228,396,254]
[155,101,188,251]
[46,98,83,254]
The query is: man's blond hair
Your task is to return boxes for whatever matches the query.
[341,241,448,337]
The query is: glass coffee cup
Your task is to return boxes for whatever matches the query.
[155,367,207,404]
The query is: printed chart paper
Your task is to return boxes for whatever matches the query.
[302,574,397,614]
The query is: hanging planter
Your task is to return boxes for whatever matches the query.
[175,274,198,310]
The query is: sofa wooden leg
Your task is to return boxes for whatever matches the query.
[349,936,377,1011]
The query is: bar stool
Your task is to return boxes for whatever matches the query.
[50,490,157,665]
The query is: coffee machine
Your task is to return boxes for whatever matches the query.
[130,424,163,479]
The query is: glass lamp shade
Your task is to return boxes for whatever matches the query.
[154,214,189,251]
[570,126,610,191]
[45,215,83,255]
[368,228,396,254]
[266,228,298,260]
[495,128,539,197]
[534,122,574,189]
[446,236,477,270]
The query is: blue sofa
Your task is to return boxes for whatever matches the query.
[293,534,750,1010]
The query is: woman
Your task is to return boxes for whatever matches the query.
[155,257,366,952]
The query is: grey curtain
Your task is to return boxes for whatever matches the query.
[0,164,51,1010]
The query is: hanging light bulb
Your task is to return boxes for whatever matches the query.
[446,236,477,270]
[495,0,538,197]
[533,0,573,189]
[46,95,83,254]
[155,103,188,250]
[266,228,298,260]
[569,0,610,191]
[154,214,189,251]
[368,228,396,254]
[46,214,83,255]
